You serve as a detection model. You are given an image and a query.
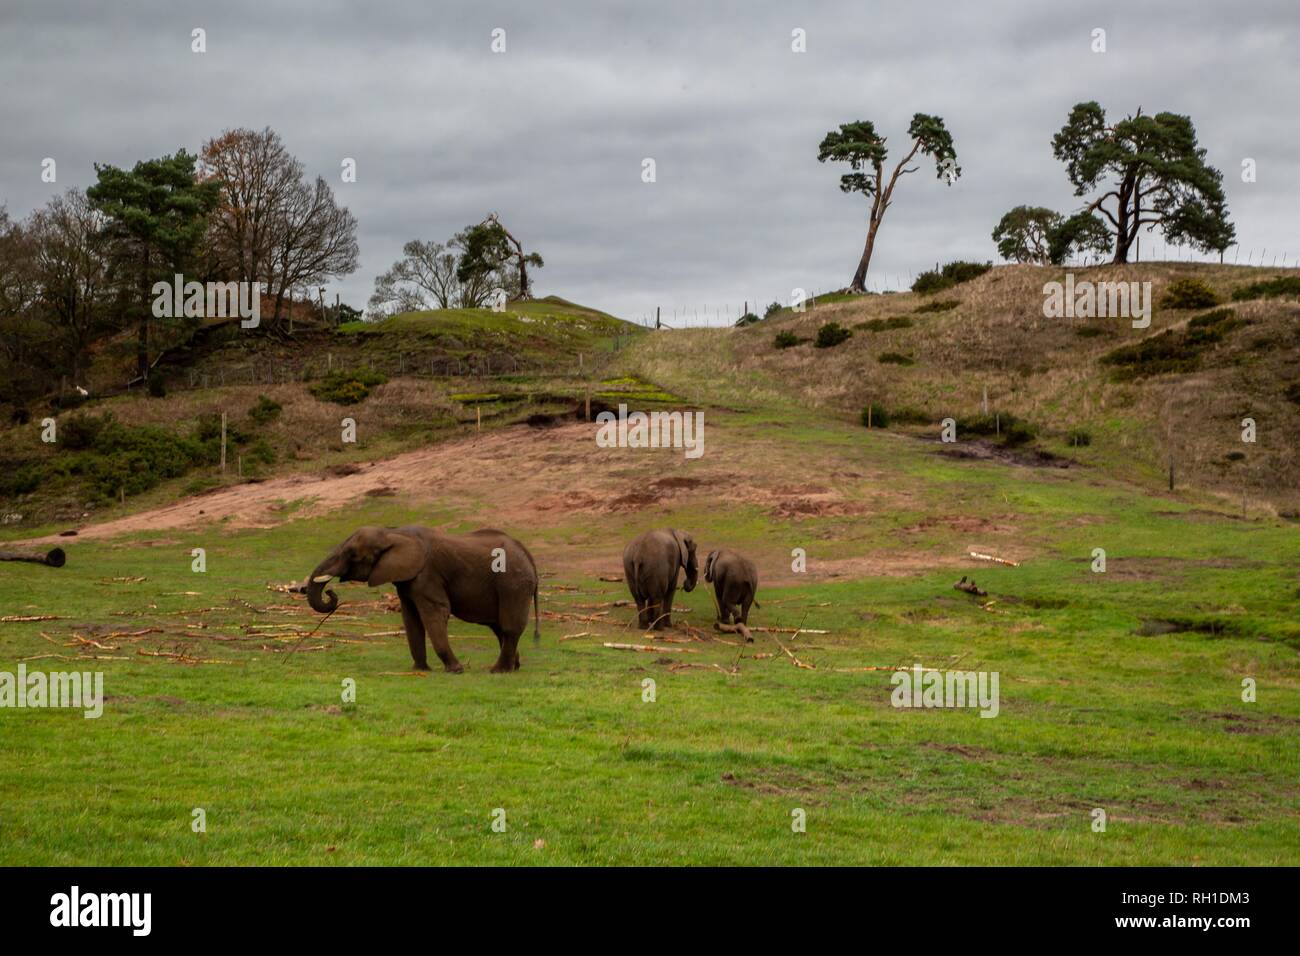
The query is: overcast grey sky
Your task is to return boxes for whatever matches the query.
[2,0,1297,324]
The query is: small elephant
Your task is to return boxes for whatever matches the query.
[306,525,539,673]
[704,549,759,632]
[623,528,697,629]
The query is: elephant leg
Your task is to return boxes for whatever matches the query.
[658,583,676,629]
[396,585,430,670]
[494,632,521,670]
[413,595,462,673]
[634,584,653,629]
[489,626,518,674]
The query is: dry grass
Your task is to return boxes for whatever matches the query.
[623,262,1300,511]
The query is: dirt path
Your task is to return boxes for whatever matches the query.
[19,419,1014,579]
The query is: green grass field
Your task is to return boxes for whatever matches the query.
[2,399,1298,865]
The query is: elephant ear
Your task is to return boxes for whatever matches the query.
[704,550,718,583]
[368,530,426,586]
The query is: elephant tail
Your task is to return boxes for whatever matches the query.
[533,579,541,644]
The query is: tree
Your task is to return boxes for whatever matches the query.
[992,206,1062,264]
[0,206,44,404]
[199,127,302,290]
[86,151,221,382]
[992,205,1112,265]
[456,217,543,304]
[455,222,512,306]
[368,239,460,316]
[482,213,542,299]
[1051,102,1235,263]
[818,114,959,292]
[1046,212,1112,266]
[27,189,113,383]
[201,128,358,330]
[267,175,358,327]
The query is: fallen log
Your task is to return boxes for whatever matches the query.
[602,642,699,654]
[969,550,1019,567]
[0,547,65,568]
[954,576,987,596]
[0,614,63,623]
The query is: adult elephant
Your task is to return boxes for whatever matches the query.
[622,528,697,630]
[305,525,540,673]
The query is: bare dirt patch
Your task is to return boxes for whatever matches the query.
[20,418,913,546]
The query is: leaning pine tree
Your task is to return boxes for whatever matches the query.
[818,114,959,293]
[1051,102,1235,263]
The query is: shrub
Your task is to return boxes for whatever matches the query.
[147,376,167,398]
[245,438,277,466]
[913,299,960,314]
[878,352,914,365]
[75,420,209,501]
[735,312,761,327]
[0,464,42,497]
[1188,307,1237,329]
[60,412,108,451]
[860,403,890,428]
[1231,276,1300,301]
[911,260,992,294]
[911,270,948,295]
[248,395,282,426]
[1285,383,1300,405]
[859,316,913,332]
[773,330,800,349]
[957,411,1037,446]
[764,301,783,318]
[1102,308,1242,379]
[1160,277,1219,310]
[1101,330,1200,378]
[814,322,852,348]
[1074,325,1106,338]
[1066,428,1092,447]
[310,368,389,404]
[940,260,993,284]
[194,412,252,449]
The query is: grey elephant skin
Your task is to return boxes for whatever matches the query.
[306,525,540,673]
[704,548,759,633]
[623,528,697,629]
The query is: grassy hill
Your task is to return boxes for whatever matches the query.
[2,274,1298,865]
[0,296,651,529]
[632,263,1300,514]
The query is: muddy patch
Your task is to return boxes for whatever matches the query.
[1136,616,1244,637]
[936,441,1074,469]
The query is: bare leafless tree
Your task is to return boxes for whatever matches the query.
[368,239,460,316]
[28,189,112,383]
[268,176,359,327]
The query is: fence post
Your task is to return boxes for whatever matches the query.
[220,412,227,474]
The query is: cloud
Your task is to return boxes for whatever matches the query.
[2,0,1297,323]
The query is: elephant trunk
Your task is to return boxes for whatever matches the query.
[306,553,343,613]
[683,554,698,593]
